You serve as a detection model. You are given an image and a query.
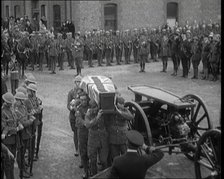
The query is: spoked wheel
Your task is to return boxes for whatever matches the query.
[124,101,152,145]
[194,129,221,179]
[181,94,213,160]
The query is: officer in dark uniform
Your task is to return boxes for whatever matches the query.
[159,29,169,73]
[84,99,108,177]
[48,34,58,74]
[201,36,210,80]
[191,36,202,79]
[30,31,39,71]
[109,30,115,63]
[150,28,159,62]
[37,32,46,71]
[108,130,164,179]
[75,92,90,179]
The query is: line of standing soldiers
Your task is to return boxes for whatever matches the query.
[1,74,43,179]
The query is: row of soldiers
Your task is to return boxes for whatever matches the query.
[1,74,43,179]
[67,75,134,179]
[1,19,221,77]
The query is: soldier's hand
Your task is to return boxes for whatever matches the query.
[97,109,103,119]
[1,134,6,140]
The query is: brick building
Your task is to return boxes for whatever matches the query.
[1,0,221,32]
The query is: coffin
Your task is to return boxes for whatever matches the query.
[80,75,116,113]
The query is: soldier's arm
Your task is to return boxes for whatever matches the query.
[67,90,73,111]
[116,105,134,121]
[75,111,85,127]
[84,109,102,128]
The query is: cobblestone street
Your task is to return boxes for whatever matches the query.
[9,60,220,179]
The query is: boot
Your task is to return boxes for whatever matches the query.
[142,63,145,72]
[195,68,198,79]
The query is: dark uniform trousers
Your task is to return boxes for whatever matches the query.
[133,46,139,63]
[115,46,122,65]
[10,71,19,95]
[87,48,93,67]
[105,48,112,66]
[97,48,103,66]
[78,127,89,175]
[88,128,109,176]
[30,50,38,70]
[50,55,57,73]
[191,53,201,78]
[58,52,64,70]
[38,52,44,71]
[67,49,74,68]
[201,48,210,79]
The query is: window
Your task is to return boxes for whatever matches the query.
[167,2,178,27]
[104,3,117,31]
[41,5,46,17]
[14,5,20,19]
[53,5,61,32]
[6,5,9,18]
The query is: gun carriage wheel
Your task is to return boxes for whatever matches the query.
[124,101,152,146]
[194,129,221,179]
[181,94,212,160]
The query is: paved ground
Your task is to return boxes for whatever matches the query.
[6,58,220,179]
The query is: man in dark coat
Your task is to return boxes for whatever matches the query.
[108,130,164,179]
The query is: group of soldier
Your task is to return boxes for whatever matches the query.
[67,75,135,179]
[1,17,221,80]
[1,74,43,179]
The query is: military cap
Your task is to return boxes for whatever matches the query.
[57,33,62,37]
[162,28,166,32]
[2,92,15,104]
[186,30,191,34]
[126,130,144,147]
[193,36,198,40]
[27,84,37,92]
[176,28,180,33]
[14,92,27,100]
[25,74,37,84]
[16,86,27,95]
[106,31,110,34]
[77,31,81,35]
[66,32,72,36]
[116,30,119,32]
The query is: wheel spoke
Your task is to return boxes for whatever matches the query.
[208,137,218,164]
[193,103,201,121]
[195,113,207,126]
[197,126,210,131]
[201,145,215,168]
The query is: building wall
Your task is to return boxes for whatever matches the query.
[1,0,221,32]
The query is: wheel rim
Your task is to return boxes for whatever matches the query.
[125,101,152,145]
[182,94,212,137]
[195,129,221,179]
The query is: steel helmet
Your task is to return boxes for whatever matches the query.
[27,84,37,92]
[15,92,27,100]
[26,75,37,84]
[2,92,15,104]
[16,86,27,95]
[74,75,82,83]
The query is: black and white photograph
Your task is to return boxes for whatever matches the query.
[1,0,221,179]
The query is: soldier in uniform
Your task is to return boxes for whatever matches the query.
[191,36,202,79]
[37,32,46,71]
[84,99,108,177]
[65,32,75,69]
[150,28,159,62]
[75,92,90,179]
[106,96,134,163]
[201,36,210,80]
[104,31,113,66]
[114,30,123,65]
[139,41,149,72]
[24,84,42,175]
[95,31,104,66]
[86,32,94,68]
[48,34,58,74]
[132,28,140,63]
[67,75,83,157]
[123,30,132,64]
[56,33,65,70]
[159,29,169,73]
[180,30,192,78]
[14,91,35,178]
[1,92,24,179]
[9,54,20,95]
[208,34,220,81]
[73,32,84,76]
[169,28,181,76]
[109,30,115,63]
[29,31,39,71]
